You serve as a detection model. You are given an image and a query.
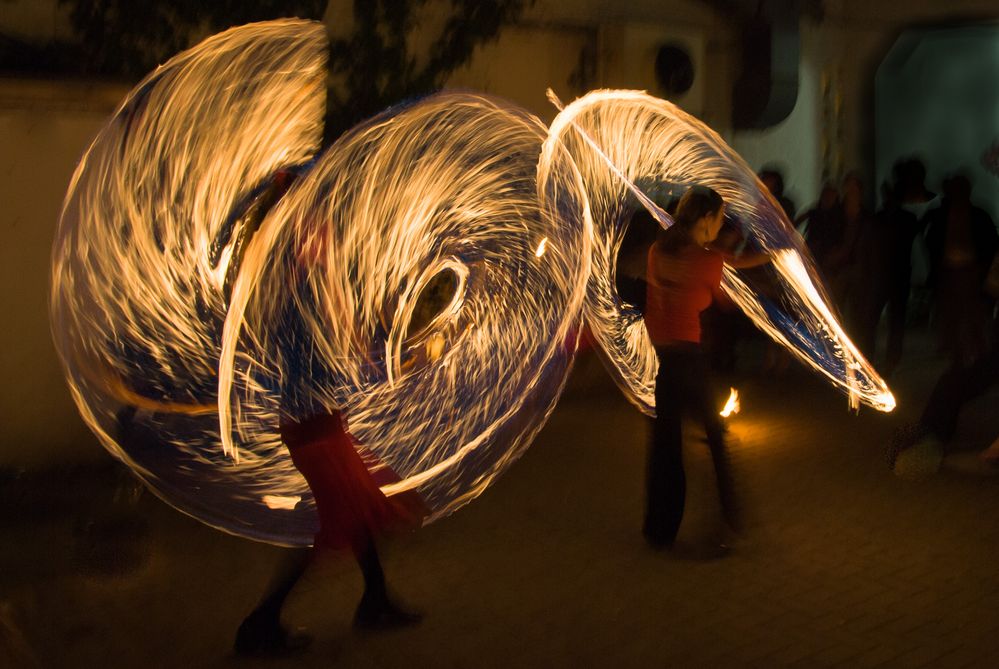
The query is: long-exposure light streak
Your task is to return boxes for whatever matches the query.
[218,91,592,527]
[51,21,893,549]
[547,89,674,230]
[541,90,894,415]
[51,20,330,544]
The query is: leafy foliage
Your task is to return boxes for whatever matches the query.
[325,0,529,137]
[57,0,328,77]
[50,0,530,139]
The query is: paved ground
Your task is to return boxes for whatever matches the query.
[3,330,999,668]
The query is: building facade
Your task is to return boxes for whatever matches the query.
[2,0,997,464]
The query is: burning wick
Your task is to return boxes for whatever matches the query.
[720,388,740,417]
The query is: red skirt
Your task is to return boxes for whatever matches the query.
[280,411,428,551]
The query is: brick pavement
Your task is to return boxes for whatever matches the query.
[2,335,998,668]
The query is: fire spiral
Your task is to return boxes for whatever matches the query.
[51,21,892,547]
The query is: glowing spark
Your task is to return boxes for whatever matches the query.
[535,237,548,257]
[720,388,740,417]
[263,495,301,510]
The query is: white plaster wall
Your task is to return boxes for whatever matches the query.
[446,19,711,122]
[597,22,706,117]
[730,21,823,217]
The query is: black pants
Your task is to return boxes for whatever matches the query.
[855,279,909,373]
[644,343,740,545]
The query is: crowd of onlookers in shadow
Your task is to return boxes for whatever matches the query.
[760,159,999,470]
[616,156,999,470]
[788,159,997,377]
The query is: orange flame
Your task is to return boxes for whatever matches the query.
[719,388,740,417]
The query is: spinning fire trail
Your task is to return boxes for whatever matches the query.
[217,90,592,526]
[50,20,892,547]
[540,89,894,415]
[50,20,329,544]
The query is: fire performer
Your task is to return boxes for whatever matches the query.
[642,185,768,555]
[234,408,427,655]
[234,178,427,657]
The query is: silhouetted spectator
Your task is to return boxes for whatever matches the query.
[853,178,921,375]
[759,167,797,221]
[888,344,999,475]
[798,182,845,280]
[894,157,939,297]
[757,167,797,374]
[894,157,938,217]
[828,172,871,319]
[924,173,998,365]
[888,250,999,476]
